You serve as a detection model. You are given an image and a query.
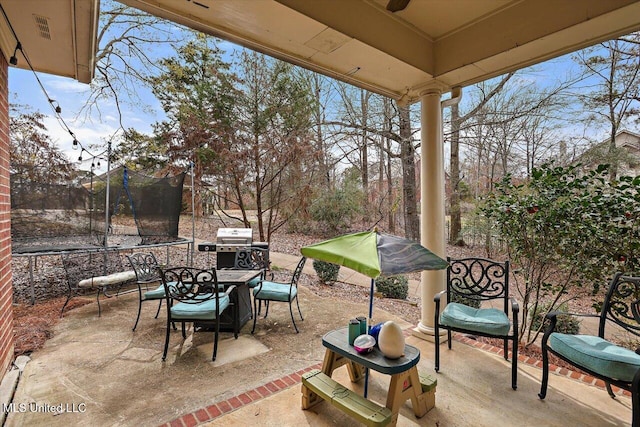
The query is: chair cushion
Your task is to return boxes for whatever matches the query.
[248,276,261,288]
[170,294,230,320]
[440,302,511,336]
[78,270,137,288]
[143,283,168,300]
[253,281,296,302]
[549,333,640,382]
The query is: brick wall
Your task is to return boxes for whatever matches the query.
[0,51,14,376]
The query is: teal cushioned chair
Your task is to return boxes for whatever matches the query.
[434,257,519,390]
[539,273,640,427]
[232,247,272,316]
[159,267,237,361]
[127,252,166,331]
[252,257,306,334]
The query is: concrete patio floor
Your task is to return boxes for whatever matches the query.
[4,252,634,427]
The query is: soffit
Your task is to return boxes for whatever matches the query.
[0,0,99,83]
[116,0,640,102]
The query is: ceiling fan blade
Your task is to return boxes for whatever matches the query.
[386,0,410,12]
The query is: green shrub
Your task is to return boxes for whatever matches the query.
[376,275,408,300]
[309,168,363,232]
[530,302,580,335]
[313,260,340,284]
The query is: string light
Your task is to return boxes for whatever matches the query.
[48,99,62,114]
[0,3,110,166]
[9,42,20,65]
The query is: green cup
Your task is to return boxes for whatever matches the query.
[348,319,360,345]
[356,316,367,335]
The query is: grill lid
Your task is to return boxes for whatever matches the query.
[216,228,253,251]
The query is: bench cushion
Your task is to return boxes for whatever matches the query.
[253,281,296,302]
[78,270,137,289]
[170,294,230,320]
[440,302,511,336]
[549,333,640,382]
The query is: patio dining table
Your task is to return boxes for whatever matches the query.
[195,269,262,333]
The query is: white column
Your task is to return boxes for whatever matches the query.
[413,89,447,341]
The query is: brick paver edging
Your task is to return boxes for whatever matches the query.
[160,331,630,426]
[159,363,323,427]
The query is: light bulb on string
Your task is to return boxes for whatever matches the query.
[78,149,83,162]
[9,42,20,66]
[49,99,61,114]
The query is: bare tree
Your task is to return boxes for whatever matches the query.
[328,84,421,237]
[81,0,183,128]
[574,33,640,180]
[398,105,419,240]
[446,73,513,245]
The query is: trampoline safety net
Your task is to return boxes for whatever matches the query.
[11,167,186,253]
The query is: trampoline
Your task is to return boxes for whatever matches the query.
[11,167,195,303]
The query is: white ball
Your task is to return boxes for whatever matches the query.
[378,320,405,359]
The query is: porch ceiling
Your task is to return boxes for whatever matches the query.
[0,0,99,83]
[116,0,640,103]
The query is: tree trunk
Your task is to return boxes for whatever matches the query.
[398,105,419,241]
[608,125,618,182]
[449,103,464,246]
[360,90,369,216]
[312,74,331,187]
[386,135,395,233]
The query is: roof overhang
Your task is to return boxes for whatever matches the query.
[0,0,100,83]
[116,0,640,104]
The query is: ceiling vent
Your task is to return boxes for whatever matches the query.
[33,14,51,40]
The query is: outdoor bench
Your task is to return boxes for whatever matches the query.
[61,249,136,317]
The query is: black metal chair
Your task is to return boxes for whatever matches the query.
[434,257,519,389]
[233,247,272,316]
[159,267,237,361]
[252,257,306,334]
[539,272,640,426]
[126,252,165,331]
[234,247,272,282]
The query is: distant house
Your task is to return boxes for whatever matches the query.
[578,130,640,176]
